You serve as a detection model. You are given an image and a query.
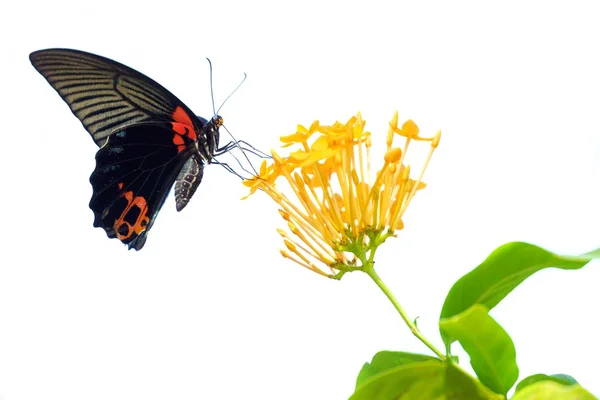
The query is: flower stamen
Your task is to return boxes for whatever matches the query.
[243,112,440,277]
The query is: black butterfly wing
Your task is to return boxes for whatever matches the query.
[29,48,204,147]
[90,122,200,250]
[30,48,214,250]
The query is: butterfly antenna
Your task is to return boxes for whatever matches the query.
[216,73,247,115]
[206,64,258,176]
[206,58,217,115]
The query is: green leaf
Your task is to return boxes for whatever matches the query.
[440,242,595,322]
[356,351,438,389]
[515,373,578,392]
[550,374,579,385]
[350,359,503,400]
[439,304,518,396]
[511,381,597,400]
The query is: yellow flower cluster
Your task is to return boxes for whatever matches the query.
[243,112,440,277]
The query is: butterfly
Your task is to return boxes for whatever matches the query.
[30,48,227,250]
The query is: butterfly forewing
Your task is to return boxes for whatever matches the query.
[29,49,202,147]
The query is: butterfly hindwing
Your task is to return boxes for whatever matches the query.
[89,122,197,250]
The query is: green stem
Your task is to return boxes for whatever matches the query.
[365,267,446,360]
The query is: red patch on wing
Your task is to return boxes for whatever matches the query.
[171,106,197,141]
[171,122,187,135]
[114,191,150,241]
[172,105,193,127]
[173,135,185,145]
[171,120,197,153]
[172,133,185,153]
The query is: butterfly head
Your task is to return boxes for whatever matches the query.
[204,115,223,160]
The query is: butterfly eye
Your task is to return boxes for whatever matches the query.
[211,115,224,128]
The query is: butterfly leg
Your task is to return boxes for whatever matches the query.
[211,160,249,180]
[215,140,271,158]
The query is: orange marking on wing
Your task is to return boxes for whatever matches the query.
[114,190,150,241]
[118,182,124,190]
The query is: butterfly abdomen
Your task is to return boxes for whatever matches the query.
[174,157,204,212]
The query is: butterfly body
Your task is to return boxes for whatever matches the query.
[30,48,222,250]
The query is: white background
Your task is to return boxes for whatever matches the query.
[1,1,600,399]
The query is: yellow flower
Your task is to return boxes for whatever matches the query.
[243,112,441,278]
[279,120,320,147]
